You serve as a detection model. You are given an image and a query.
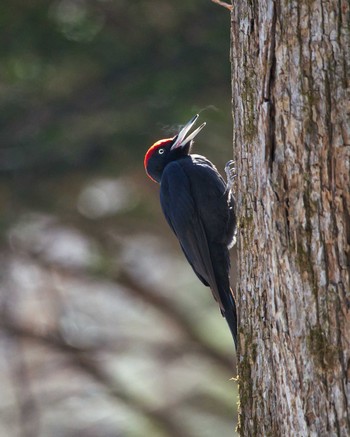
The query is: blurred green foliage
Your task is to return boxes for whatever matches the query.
[0,0,231,177]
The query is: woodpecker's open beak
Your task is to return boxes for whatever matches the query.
[171,114,206,150]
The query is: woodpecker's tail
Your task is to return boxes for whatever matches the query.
[222,287,237,350]
[210,244,237,350]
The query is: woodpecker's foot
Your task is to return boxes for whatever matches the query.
[225,160,236,190]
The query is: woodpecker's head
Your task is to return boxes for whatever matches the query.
[144,114,206,183]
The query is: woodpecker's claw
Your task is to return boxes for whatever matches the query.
[225,160,236,190]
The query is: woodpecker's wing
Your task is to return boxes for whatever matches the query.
[160,160,224,309]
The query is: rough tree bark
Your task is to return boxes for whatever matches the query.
[231,0,350,435]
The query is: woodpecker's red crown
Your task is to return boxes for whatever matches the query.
[144,114,206,183]
[144,138,173,182]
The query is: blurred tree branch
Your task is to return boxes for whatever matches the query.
[0,314,189,437]
[211,0,233,11]
[21,247,235,372]
[1,312,234,436]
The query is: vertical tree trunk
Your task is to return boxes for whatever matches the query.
[231,0,350,435]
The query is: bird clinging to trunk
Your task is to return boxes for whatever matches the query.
[144,114,237,349]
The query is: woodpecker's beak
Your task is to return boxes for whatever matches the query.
[171,114,206,150]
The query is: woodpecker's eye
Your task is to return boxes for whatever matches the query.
[158,148,164,155]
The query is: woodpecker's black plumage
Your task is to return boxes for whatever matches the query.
[144,115,237,348]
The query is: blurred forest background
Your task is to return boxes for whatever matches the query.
[0,1,237,436]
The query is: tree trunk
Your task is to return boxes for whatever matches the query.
[231,0,350,435]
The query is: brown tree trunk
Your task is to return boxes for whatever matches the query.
[231,0,350,435]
